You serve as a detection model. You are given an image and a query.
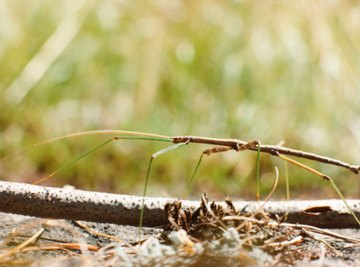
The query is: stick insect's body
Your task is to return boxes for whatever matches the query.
[15,130,358,174]
[172,135,359,174]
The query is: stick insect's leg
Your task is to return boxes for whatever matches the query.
[275,152,360,226]
[186,140,260,198]
[252,141,261,201]
[284,160,290,200]
[275,152,330,181]
[185,146,232,198]
[275,140,290,200]
[236,140,261,201]
[139,141,189,236]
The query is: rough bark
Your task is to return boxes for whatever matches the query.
[0,180,359,228]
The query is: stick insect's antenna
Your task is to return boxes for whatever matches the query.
[33,138,114,185]
[31,135,173,185]
[2,130,170,161]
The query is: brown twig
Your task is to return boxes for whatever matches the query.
[1,181,360,228]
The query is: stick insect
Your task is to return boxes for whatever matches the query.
[3,130,360,232]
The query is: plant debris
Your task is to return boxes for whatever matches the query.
[162,194,360,266]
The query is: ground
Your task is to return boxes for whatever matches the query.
[1,197,360,267]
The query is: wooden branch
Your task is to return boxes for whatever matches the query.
[0,181,360,228]
[172,136,360,174]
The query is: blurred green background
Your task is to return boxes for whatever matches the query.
[1,0,360,200]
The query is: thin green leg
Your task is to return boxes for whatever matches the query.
[329,178,360,226]
[284,161,290,200]
[278,153,360,227]
[256,143,261,201]
[185,153,205,198]
[138,142,189,237]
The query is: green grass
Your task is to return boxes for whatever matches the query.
[1,1,360,200]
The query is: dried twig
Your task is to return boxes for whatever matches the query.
[1,181,360,228]
[0,228,45,262]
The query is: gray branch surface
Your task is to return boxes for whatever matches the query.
[0,180,359,228]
